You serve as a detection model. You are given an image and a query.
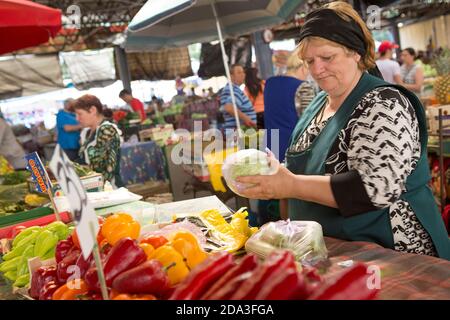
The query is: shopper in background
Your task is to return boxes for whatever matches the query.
[0,118,26,169]
[375,40,402,84]
[56,98,81,161]
[264,49,312,163]
[244,67,265,129]
[400,47,424,96]
[74,94,124,188]
[119,89,147,122]
[219,64,257,130]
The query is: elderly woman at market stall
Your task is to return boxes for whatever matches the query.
[73,94,124,188]
[236,2,450,260]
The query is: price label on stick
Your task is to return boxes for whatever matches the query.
[24,152,52,193]
[49,145,99,259]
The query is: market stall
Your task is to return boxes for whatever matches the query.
[1,193,449,300]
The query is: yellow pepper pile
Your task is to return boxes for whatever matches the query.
[142,231,209,286]
[199,208,258,253]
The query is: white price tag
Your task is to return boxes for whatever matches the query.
[49,145,99,259]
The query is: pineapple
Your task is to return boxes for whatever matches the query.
[431,48,450,105]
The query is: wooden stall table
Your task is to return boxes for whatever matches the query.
[323,237,450,300]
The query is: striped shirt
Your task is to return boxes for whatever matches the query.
[220,84,256,129]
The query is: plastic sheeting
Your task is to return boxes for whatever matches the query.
[0,54,64,99]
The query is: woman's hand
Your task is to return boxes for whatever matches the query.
[235,164,296,200]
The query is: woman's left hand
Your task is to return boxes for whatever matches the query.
[235,165,296,200]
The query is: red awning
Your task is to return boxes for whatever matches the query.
[0,0,61,54]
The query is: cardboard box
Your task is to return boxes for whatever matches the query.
[427,105,450,135]
[28,172,104,194]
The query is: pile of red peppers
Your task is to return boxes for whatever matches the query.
[28,214,379,300]
[168,250,380,300]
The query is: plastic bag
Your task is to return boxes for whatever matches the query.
[222,149,279,196]
[139,220,207,246]
[245,220,328,266]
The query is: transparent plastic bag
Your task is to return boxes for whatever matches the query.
[245,220,328,266]
[222,148,279,196]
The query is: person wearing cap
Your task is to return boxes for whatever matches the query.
[376,40,402,84]
[236,2,449,260]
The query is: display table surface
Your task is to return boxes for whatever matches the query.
[120,141,167,186]
[324,237,450,300]
[1,235,449,300]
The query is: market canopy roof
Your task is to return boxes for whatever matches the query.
[125,0,305,52]
[0,0,62,55]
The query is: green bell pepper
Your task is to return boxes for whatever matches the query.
[44,221,69,241]
[3,270,17,281]
[33,230,59,258]
[16,245,34,277]
[1,243,28,261]
[0,256,21,272]
[13,274,30,288]
[15,229,42,248]
[12,226,41,247]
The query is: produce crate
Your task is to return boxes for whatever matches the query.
[427,104,450,134]
[27,172,104,194]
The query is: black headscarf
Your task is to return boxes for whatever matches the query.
[299,8,383,79]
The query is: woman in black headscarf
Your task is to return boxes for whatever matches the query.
[236,1,450,260]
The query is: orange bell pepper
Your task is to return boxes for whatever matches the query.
[72,216,105,248]
[113,293,157,300]
[52,279,89,300]
[139,243,155,259]
[101,213,140,246]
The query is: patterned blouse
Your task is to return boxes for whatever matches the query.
[289,87,437,257]
[79,121,122,184]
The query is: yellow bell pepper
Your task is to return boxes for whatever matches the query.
[101,213,140,246]
[150,245,190,285]
[139,243,155,259]
[230,208,258,237]
[171,231,208,270]
[199,209,247,253]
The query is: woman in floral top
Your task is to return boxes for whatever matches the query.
[73,94,124,188]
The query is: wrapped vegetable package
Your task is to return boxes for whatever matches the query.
[245,220,328,266]
[222,149,279,196]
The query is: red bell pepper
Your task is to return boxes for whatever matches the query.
[56,248,81,284]
[201,253,258,300]
[230,250,296,300]
[84,237,146,291]
[112,260,170,296]
[39,280,60,300]
[55,238,75,264]
[75,253,95,279]
[29,266,58,300]
[169,251,234,300]
[140,235,168,249]
[255,267,302,300]
[308,263,380,300]
[207,271,253,300]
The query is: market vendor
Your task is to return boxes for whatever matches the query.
[73,94,124,188]
[236,2,450,260]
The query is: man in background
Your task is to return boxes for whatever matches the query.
[119,89,147,122]
[376,40,402,84]
[56,98,81,161]
[219,64,256,130]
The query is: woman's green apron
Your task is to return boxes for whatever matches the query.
[286,72,450,260]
